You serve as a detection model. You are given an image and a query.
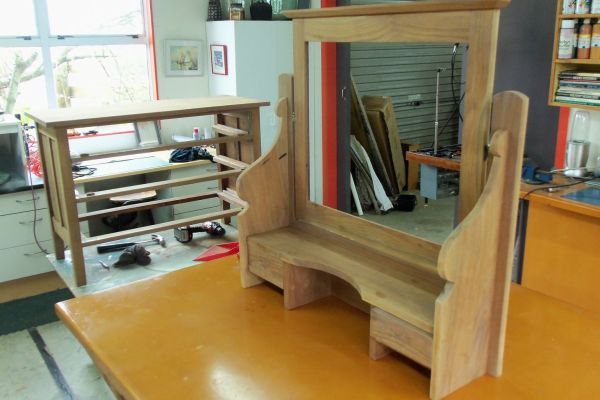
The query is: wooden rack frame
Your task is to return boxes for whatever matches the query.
[237,1,529,399]
[26,96,268,287]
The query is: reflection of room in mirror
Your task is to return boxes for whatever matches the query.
[308,42,467,244]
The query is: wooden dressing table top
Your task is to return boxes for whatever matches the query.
[56,256,600,399]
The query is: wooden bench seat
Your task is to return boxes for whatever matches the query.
[248,223,443,333]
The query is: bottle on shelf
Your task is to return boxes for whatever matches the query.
[577,18,592,58]
[564,0,576,14]
[592,0,600,13]
[559,19,577,59]
[193,127,201,140]
[576,0,591,14]
[592,21,600,58]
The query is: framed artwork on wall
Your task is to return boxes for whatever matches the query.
[165,40,203,76]
[210,44,228,75]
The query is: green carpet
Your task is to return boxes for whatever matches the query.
[0,289,73,336]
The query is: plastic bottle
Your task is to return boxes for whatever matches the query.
[576,0,591,14]
[591,21,600,58]
[578,19,592,58]
[193,127,201,140]
[592,0,600,13]
[564,0,576,14]
[559,20,577,58]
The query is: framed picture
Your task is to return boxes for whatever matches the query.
[165,40,203,76]
[210,44,228,75]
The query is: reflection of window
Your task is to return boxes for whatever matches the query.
[0,0,151,118]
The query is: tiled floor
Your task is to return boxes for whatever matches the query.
[0,322,114,400]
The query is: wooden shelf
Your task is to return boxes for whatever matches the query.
[555,59,600,65]
[558,13,600,19]
[549,2,600,110]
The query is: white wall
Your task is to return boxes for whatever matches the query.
[152,0,212,141]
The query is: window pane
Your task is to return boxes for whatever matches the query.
[47,0,144,36]
[0,48,48,115]
[51,45,150,108]
[0,0,37,37]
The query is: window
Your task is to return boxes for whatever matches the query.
[0,0,152,118]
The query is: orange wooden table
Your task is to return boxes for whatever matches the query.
[520,179,600,314]
[56,256,600,399]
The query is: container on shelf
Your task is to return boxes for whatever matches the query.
[576,0,591,14]
[591,22,600,58]
[229,2,245,20]
[559,19,577,59]
[564,0,576,14]
[592,0,600,13]
[577,18,592,58]
[250,0,272,20]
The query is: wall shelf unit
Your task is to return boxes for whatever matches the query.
[549,1,600,109]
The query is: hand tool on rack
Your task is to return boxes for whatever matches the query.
[96,234,166,254]
[174,222,225,243]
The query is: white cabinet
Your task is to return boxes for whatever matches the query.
[0,189,54,282]
[206,21,293,153]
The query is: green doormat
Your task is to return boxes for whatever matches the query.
[0,289,73,336]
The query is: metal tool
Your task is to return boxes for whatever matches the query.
[174,222,225,243]
[96,234,166,254]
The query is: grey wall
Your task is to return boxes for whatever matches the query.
[494,0,559,169]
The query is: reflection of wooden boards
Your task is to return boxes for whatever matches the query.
[363,96,406,193]
[350,78,392,193]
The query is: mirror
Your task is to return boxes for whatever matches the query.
[308,41,467,243]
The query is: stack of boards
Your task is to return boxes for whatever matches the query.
[350,78,406,214]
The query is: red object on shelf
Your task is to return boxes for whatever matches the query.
[193,242,239,262]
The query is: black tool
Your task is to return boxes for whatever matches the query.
[96,234,166,254]
[174,222,226,243]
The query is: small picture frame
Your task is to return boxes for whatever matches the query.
[165,40,203,76]
[210,44,228,75]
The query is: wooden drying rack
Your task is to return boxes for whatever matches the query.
[26,96,268,287]
[237,1,529,399]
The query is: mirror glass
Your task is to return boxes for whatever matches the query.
[308,41,468,243]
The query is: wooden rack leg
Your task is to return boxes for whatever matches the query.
[283,264,331,309]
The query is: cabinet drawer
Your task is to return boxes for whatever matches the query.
[0,241,54,283]
[0,210,53,250]
[1,189,47,215]
[170,163,217,179]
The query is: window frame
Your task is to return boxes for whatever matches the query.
[0,0,154,110]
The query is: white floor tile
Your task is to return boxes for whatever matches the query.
[0,330,61,400]
[37,322,114,400]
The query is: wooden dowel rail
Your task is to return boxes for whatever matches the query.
[72,135,249,163]
[212,124,248,136]
[75,170,242,203]
[77,191,221,221]
[213,155,249,170]
[82,207,243,247]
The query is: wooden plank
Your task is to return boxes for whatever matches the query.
[302,13,471,43]
[284,0,510,18]
[212,155,249,170]
[72,135,246,163]
[293,19,309,219]
[457,10,500,221]
[73,158,212,185]
[76,170,241,203]
[53,127,87,286]
[217,190,247,208]
[486,91,529,375]
[370,307,433,368]
[237,74,295,288]
[212,124,248,136]
[25,96,269,129]
[283,263,332,310]
[405,151,461,171]
[78,192,220,222]
[351,78,393,193]
[82,207,242,247]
